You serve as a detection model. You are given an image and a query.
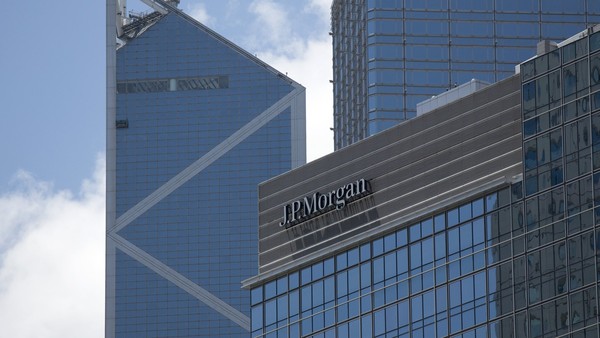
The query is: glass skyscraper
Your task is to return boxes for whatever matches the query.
[516,23,600,338]
[105,0,305,337]
[247,25,600,338]
[332,0,600,149]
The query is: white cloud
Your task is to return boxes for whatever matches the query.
[307,0,332,21]
[0,156,105,338]
[259,36,333,162]
[249,2,334,161]
[188,2,214,26]
[248,0,294,48]
[0,3,333,334]
[224,0,242,20]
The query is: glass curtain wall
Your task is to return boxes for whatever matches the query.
[332,0,600,149]
[109,11,303,337]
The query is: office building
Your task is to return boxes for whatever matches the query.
[331,0,600,149]
[106,0,305,336]
[245,26,600,337]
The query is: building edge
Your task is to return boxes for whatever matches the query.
[106,1,307,336]
[291,87,307,169]
[105,0,117,337]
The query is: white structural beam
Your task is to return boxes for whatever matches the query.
[110,86,304,233]
[116,0,126,36]
[109,233,251,331]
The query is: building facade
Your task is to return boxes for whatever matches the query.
[106,0,305,337]
[332,0,600,149]
[246,26,600,338]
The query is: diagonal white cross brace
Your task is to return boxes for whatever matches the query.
[110,86,302,234]
[109,233,251,330]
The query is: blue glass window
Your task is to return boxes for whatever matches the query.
[434,214,445,232]
[301,267,312,286]
[360,244,371,262]
[448,208,459,227]
[252,304,263,332]
[265,280,277,300]
[396,228,408,246]
[252,286,263,306]
[591,32,600,52]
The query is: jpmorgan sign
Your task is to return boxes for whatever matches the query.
[279,179,371,228]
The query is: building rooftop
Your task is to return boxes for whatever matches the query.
[416,79,490,116]
[244,74,522,286]
[120,11,164,41]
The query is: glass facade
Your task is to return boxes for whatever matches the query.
[251,27,600,338]
[516,26,600,338]
[106,8,305,338]
[251,186,537,338]
[332,0,600,149]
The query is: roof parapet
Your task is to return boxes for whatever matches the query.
[516,23,600,74]
[119,11,164,40]
[537,40,558,55]
[416,79,490,116]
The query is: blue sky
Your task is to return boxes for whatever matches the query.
[0,0,332,193]
[0,1,332,336]
[0,1,106,193]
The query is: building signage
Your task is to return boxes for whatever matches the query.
[280,178,371,228]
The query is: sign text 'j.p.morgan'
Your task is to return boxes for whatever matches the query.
[280,178,371,228]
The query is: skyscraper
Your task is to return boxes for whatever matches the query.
[247,25,600,338]
[246,72,523,338]
[332,0,600,149]
[105,0,305,336]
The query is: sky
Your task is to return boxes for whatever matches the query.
[0,1,332,336]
